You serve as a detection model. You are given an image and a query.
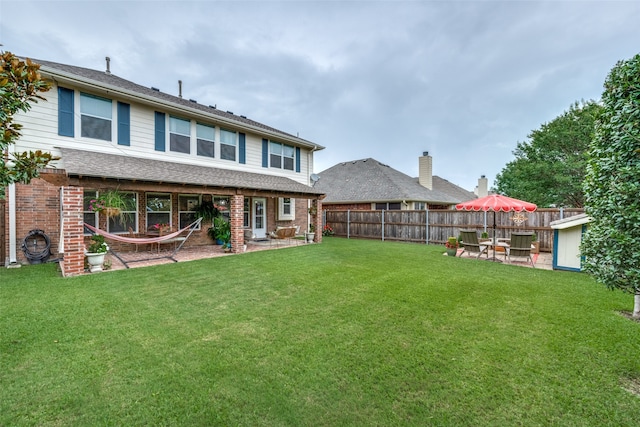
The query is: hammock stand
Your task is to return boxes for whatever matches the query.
[83,217,203,268]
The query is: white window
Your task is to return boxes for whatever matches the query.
[243,197,250,228]
[220,129,236,161]
[414,202,426,210]
[179,194,201,229]
[170,116,191,154]
[197,123,215,158]
[146,193,172,231]
[83,190,98,235]
[80,93,112,141]
[278,197,295,220]
[107,192,138,233]
[270,141,295,171]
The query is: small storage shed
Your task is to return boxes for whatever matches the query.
[550,213,591,272]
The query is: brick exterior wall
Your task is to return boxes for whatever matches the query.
[12,176,63,265]
[4,172,323,272]
[60,187,84,276]
[230,194,244,253]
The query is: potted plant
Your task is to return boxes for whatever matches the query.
[322,224,334,237]
[445,236,459,256]
[306,224,316,243]
[531,233,540,254]
[480,231,489,241]
[85,234,109,272]
[213,216,231,249]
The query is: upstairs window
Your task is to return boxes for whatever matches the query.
[170,116,191,154]
[81,93,112,141]
[270,141,295,171]
[197,123,215,158]
[220,129,237,161]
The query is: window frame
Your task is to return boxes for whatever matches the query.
[83,190,98,235]
[106,192,138,234]
[179,194,202,230]
[169,116,191,154]
[146,193,172,231]
[278,197,295,220]
[220,129,237,161]
[80,92,112,141]
[270,141,295,171]
[196,123,215,158]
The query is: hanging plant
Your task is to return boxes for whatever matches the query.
[89,190,129,217]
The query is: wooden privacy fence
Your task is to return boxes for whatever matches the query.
[323,208,585,252]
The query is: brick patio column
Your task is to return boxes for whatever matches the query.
[60,186,84,276]
[230,194,244,253]
[313,199,322,243]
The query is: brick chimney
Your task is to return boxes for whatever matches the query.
[418,151,433,190]
[477,175,488,197]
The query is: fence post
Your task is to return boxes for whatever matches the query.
[381,210,385,241]
[425,209,429,244]
[347,210,350,239]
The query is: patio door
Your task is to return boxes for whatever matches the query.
[253,198,266,238]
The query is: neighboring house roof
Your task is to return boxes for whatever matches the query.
[315,158,465,205]
[59,148,324,196]
[430,176,476,203]
[34,58,324,151]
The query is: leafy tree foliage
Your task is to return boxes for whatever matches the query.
[494,101,603,207]
[582,54,640,318]
[1,51,57,198]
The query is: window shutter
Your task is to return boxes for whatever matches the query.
[262,138,268,167]
[239,133,246,164]
[117,102,130,146]
[58,87,74,137]
[154,112,165,151]
[295,147,301,172]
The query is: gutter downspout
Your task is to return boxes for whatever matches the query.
[7,143,19,265]
[8,182,17,265]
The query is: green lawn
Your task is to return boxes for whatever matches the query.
[1,238,639,426]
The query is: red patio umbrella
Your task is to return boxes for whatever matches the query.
[456,194,537,260]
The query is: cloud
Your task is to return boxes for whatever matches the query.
[2,0,639,190]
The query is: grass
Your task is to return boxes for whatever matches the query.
[1,238,639,426]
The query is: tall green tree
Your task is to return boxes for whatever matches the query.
[494,101,603,207]
[582,54,640,319]
[1,51,57,198]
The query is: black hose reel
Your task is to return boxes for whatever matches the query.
[21,229,51,264]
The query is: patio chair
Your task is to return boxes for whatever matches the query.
[459,229,489,259]
[506,232,535,267]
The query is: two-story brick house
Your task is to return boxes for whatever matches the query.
[2,57,325,275]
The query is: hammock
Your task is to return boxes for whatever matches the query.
[83,217,203,268]
[83,217,202,244]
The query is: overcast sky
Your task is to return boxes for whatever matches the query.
[2,0,639,191]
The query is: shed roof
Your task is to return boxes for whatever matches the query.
[550,213,591,229]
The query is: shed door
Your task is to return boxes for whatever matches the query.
[558,227,582,270]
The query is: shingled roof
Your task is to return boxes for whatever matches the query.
[59,148,324,196]
[315,158,469,205]
[34,58,323,150]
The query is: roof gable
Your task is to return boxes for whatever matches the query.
[315,158,462,205]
